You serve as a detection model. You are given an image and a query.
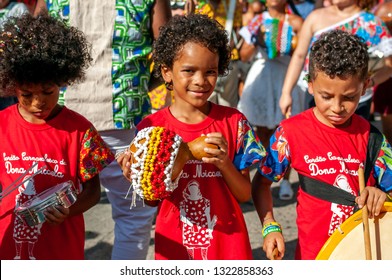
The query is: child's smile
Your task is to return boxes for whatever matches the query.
[162,42,219,110]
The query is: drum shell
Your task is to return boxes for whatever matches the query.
[317,202,392,260]
[15,181,77,227]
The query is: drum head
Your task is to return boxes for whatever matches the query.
[317,202,392,260]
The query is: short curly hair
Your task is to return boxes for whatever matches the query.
[0,12,92,96]
[152,13,231,78]
[308,29,369,82]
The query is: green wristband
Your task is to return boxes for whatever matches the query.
[262,224,282,238]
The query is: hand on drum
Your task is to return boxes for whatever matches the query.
[200,133,229,169]
[263,231,285,260]
[355,186,388,219]
[44,205,70,226]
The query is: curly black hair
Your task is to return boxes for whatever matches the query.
[0,12,92,96]
[152,13,231,78]
[308,29,369,82]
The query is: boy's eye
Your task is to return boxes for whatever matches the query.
[321,95,331,100]
[43,91,54,95]
[344,96,356,101]
[21,93,32,98]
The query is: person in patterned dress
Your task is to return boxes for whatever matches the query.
[255,30,392,259]
[0,13,114,260]
[237,0,304,201]
[33,0,171,260]
[280,0,392,120]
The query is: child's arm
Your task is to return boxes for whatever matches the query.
[151,0,172,40]
[34,0,47,16]
[253,127,290,259]
[252,172,285,260]
[202,132,252,203]
[44,175,101,225]
[280,10,317,117]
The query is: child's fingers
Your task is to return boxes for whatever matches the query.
[202,145,229,167]
[205,132,222,138]
[122,162,131,181]
[367,192,386,217]
[44,205,69,225]
[357,187,387,218]
[118,150,132,181]
[204,135,227,152]
[263,233,284,260]
[356,187,370,208]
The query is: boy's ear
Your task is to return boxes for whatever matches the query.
[308,82,314,95]
[161,65,172,83]
[362,78,370,96]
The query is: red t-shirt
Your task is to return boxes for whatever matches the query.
[0,105,113,260]
[263,109,376,259]
[137,103,264,260]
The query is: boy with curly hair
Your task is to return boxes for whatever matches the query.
[253,29,392,260]
[0,13,114,260]
[34,0,172,260]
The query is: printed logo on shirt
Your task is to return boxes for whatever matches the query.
[179,180,218,260]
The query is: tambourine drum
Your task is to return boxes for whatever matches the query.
[15,180,77,227]
[316,202,392,260]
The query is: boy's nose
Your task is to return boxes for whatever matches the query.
[332,101,344,112]
[33,97,46,108]
[194,73,206,85]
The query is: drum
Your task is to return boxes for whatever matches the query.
[15,180,77,227]
[316,202,392,260]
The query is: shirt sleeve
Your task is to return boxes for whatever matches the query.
[233,117,266,170]
[258,125,291,182]
[374,135,392,192]
[79,126,115,182]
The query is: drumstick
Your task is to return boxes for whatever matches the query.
[0,165,45,200]
[2,162,38,193]
[358,167,372,260]
[272,247,279,260]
